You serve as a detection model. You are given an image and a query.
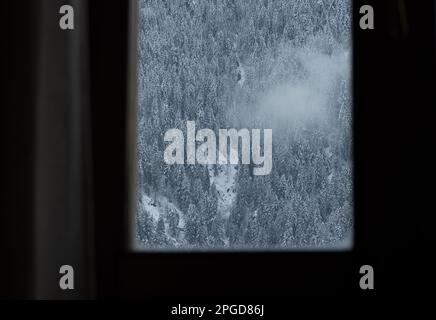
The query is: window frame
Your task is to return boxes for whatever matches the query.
[88,0,434,298]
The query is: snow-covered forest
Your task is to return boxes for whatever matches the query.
[136,0,353,249]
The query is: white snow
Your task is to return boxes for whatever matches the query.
[237,64,246,87]
[140,194,161,222]
[209,164,237,218]
[139,192,186,242]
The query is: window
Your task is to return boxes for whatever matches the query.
[135,0,353,250]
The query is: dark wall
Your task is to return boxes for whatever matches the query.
[1,1,37,300]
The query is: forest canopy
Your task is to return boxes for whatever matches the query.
[136,0,353,249]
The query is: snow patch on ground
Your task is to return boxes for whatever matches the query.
[208,165,237,218]
[237,65,246,87]
[324,146,332,158]
[140,194,184,226]
[140,194,161,222]
[139,193,186,244]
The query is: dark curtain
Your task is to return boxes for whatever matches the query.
[1,0,95,299]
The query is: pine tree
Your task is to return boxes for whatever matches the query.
[186,204,199,245]
[154,216,167,246]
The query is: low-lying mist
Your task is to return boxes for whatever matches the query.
[233,37,351,130]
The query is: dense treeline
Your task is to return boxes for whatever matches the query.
[137,0,352,249]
